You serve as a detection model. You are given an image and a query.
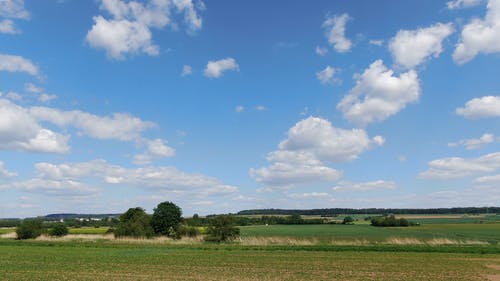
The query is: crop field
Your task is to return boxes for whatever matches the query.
[240,223,500,244]
[0,228,15,235]
[0,240,499,281]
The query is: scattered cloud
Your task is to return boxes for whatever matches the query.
[0,53,38,76]
[133,138,175,165]
[5,91,22,101]
[181,64,193,76]
[86,0,203,59]
[250,117,383,187]
[204,58,239,78]
[322,13,352,53]
[420,151,500,179]
[0,19,17,34]
[315,45,328,56]
[287,192,334,200]
[0,0,29,34]
[235,105,245,113]
[0,99,70,154]
[333,180,397,192]
[255,105,267,111]
[369,39,384,46]
[448,133,495,149]
[453,0,500,64]
[447,0,483,10]
[389,22,454,69]
[337,60,420,126]
[38,93,57,103]
[456,96,500,118]
[316,65,341,85]
[25,83,43,93]
[0,161,16,178]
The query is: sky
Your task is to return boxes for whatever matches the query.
[1,0,500,218]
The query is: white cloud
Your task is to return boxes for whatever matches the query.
[389,23,454,69]
[337,60,420,126]
[204,58,239,78]
[5,91,22,101]
[0,99,69,154]
[235,105,245,113]
[420,151,500,179]
[4,178,97,197]
[448,133,495,149]
[0,0,29,19]
[0,161,16,178]
[29,106,155,141]
[0,19,18,34]
[456,96,500,118]
[287,192,334,200]
[322,13,352,53]
[369,39,384,46]
[250,117,383,187]
[333,180,397,192]
[25,83,43,93]
[181,64,192,76]
[453,0,500,64]
[447,0,483,10]
[0,53,38,76]
[316,65,341,85]
[315,46,328,56]
[33,159,238,196]
[133,138,175,165]
[86,0,203,59]
[38,93,57,103]
[255,105,267,111]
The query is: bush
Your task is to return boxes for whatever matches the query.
[205,215,240,242]
[16,219,43,240]
[114,207,154,238]
[49,223,68,237]
[177,225,199,237]
[342,216,354,224]
[370,215,416,227]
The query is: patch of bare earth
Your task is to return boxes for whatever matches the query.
[485,264,500,281]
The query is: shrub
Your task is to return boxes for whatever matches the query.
[370,215,416,227]
[16,219,43,240]
[177,225,199,237]
[205,215,240,242]
[114,207,154,238]
[342,216,354,224]
[49,223,68,237]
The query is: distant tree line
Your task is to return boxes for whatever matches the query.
[237,207,500,216]
[369,215,418,227]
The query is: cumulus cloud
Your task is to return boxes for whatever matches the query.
[86,0,203,59]
[250,117,383,187]
[0,19,17,34]
[456,96,500,118]
[33,159,238,196]
[29,106,155,141]
[315,46,328,56]
[420,151,500,179]
[389,23,454,69]
[337,60,420,126]
[0,161,16,178]
[453,0,500,64]
[333,180,397,192]
[316,66,341,85]
[447,0,483,9]
[448,133,495,149]
[133,138,175,165]
[204,58,239,78]
[181,64,192,76]
[322,13,352,53]
[0,99,70,154]
[0,0,29,34]
[0,53,38,76]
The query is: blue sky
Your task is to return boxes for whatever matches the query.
[1,0,500,218]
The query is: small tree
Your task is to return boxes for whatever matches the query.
[49,223,69,237]
[114,207,154,238]
[151,201,182,237]
[16,219,43,240]
[205,215,240,242]
[342,216,354,224]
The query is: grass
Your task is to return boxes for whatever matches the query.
[0,228,15,235]
[239,223,500,244]
[0,240,499,280]
[68,227,110,235]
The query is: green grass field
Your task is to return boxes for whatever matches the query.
[240,223,500,244]
[0,228,15,235]
[0,240,499,281]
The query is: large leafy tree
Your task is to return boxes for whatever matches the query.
[151,201,182,237]
[114,207,154,238]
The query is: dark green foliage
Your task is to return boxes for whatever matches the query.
[114,207,154,238]
[49,223,68,237]
[205,215,240,242]
[151,201,182,237]
[177,225,199,237]
[342,216,354,224]
[16,219,43,240]
[370,215,416,227]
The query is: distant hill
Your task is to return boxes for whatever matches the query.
[237,207,500,216]
[43,213,120,220]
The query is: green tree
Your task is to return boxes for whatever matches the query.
[49,223,69,237]
[16,219,43,240]
[205,215,240,242]
[151,201,182,237]
[114,207,154,238]
[342,216,354,224]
